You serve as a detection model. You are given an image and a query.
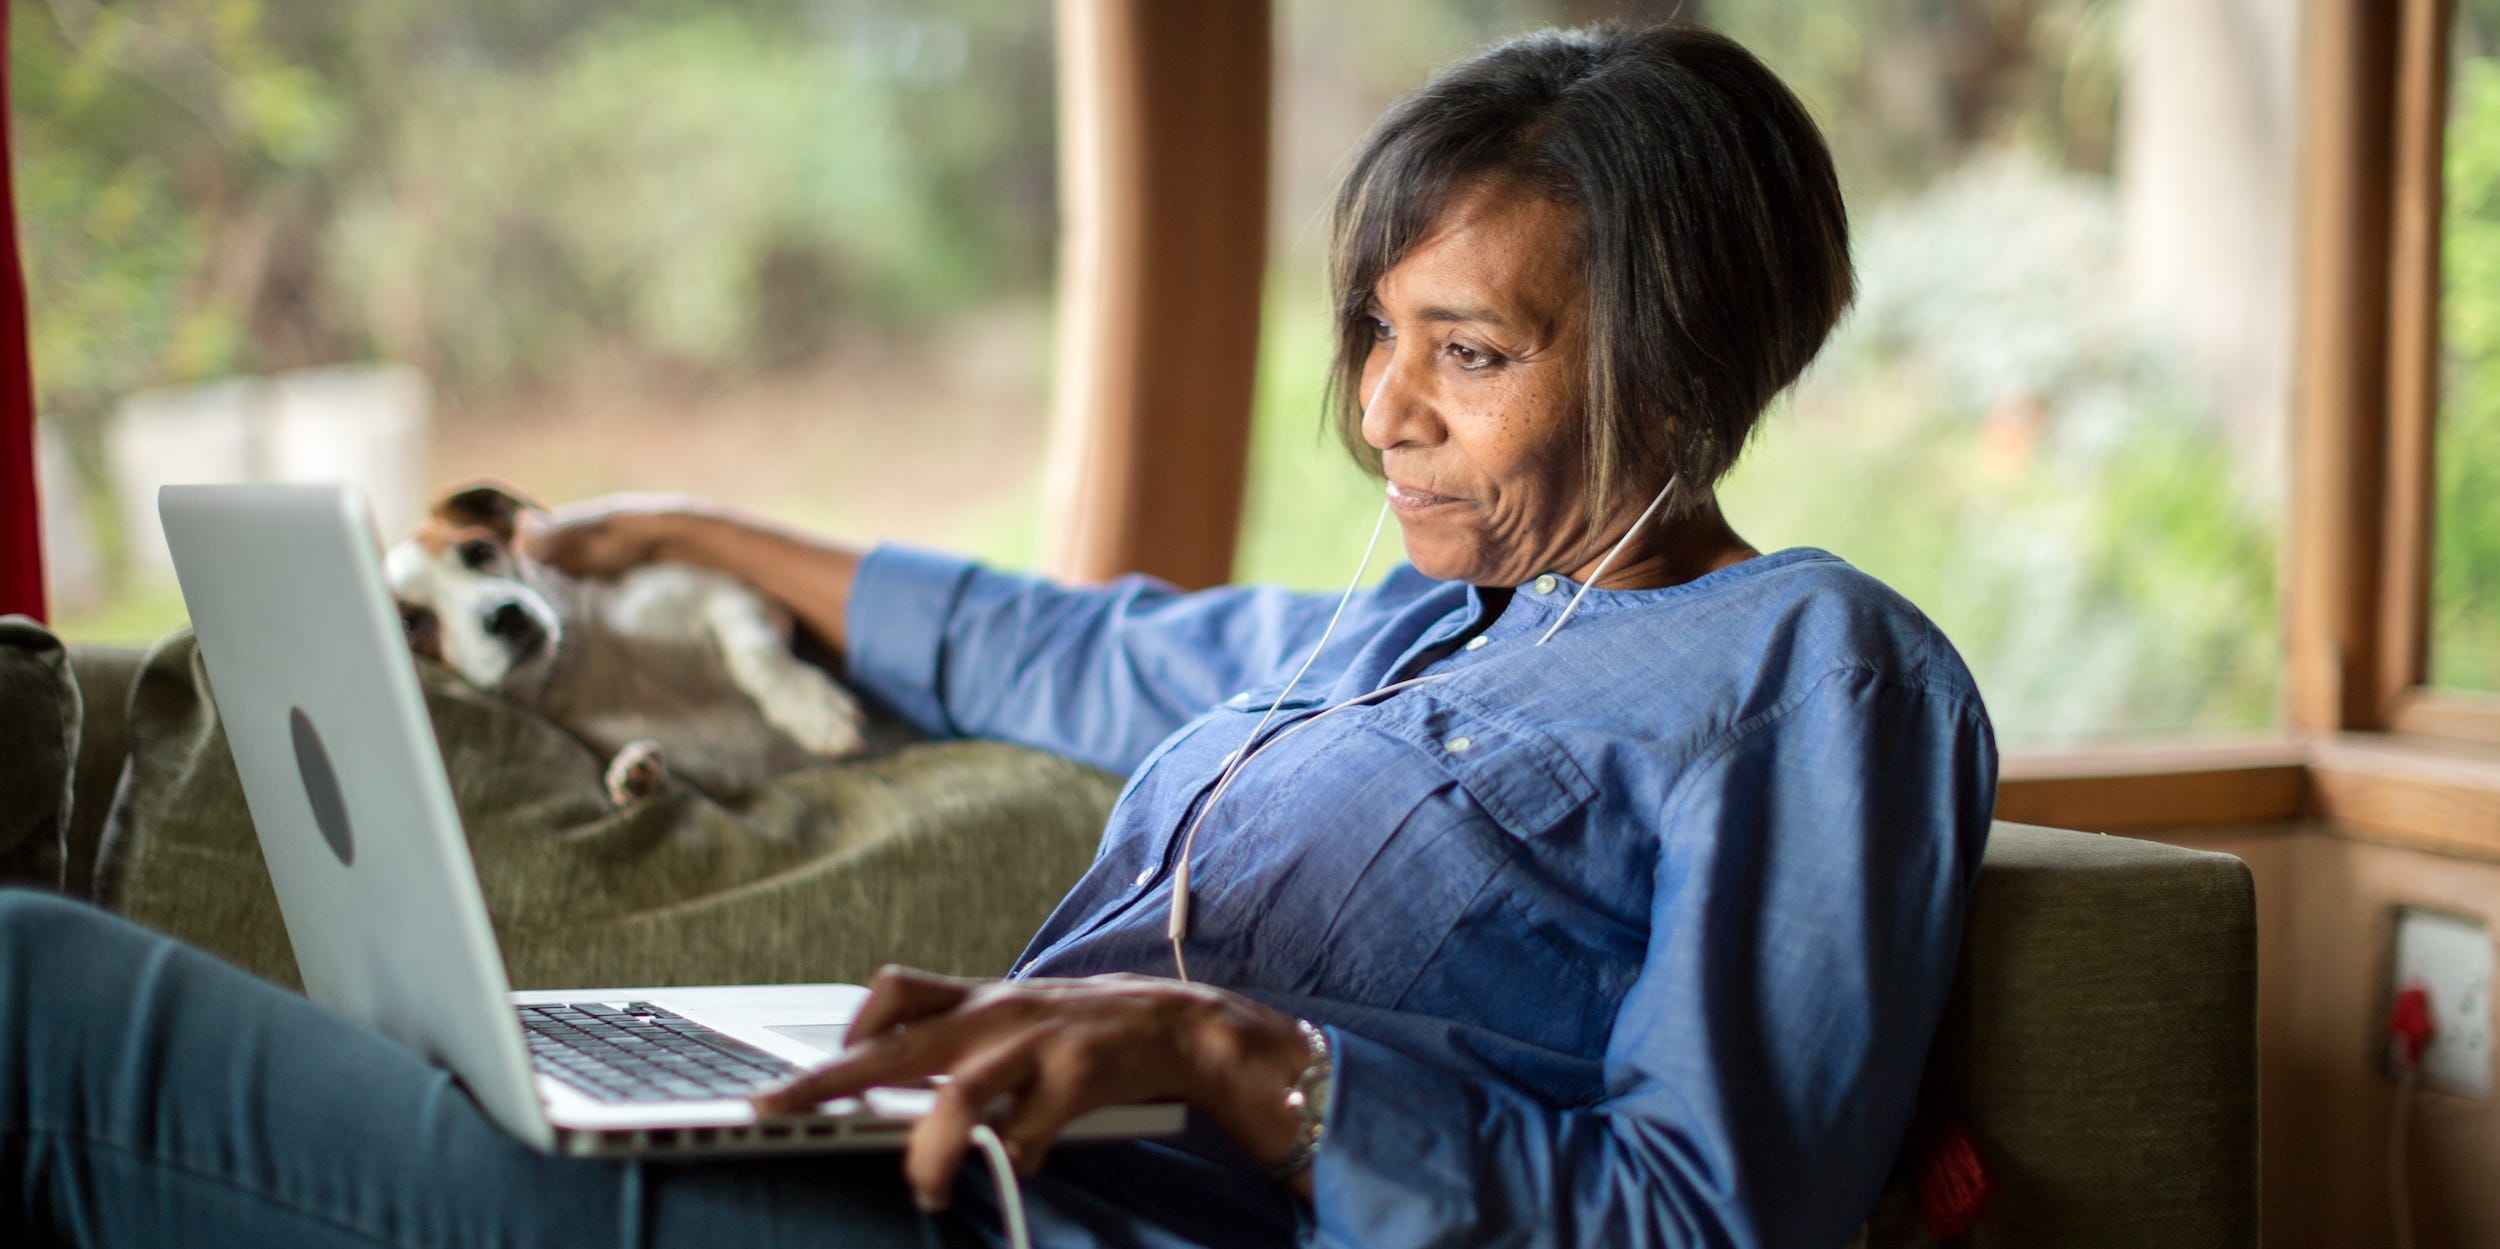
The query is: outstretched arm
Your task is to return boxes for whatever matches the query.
[519,495,1409,773]
[519,495,868,658]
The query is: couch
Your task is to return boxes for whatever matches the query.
[0,619,2257,1247]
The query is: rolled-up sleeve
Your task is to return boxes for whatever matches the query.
[1307,668,1996,1249]
[843,545,1365,775]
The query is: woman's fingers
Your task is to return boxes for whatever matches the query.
[514,511,633,576]
[750,975,1246,1210]
[750,972,996,1114]
[518,492,714,576]
[750,1019,957,1114]
[747,1050,887,1116]
[987,1036,1104,1177]
[904,1025,1048,1211]
[847,966,977,1045]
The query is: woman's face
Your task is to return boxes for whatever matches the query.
[1360,183,1632,587]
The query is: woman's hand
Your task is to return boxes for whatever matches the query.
[517,493,868,655]
[751,967,1315,1210]
[516,492,730,579]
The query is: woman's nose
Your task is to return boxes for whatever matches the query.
[1359,346,1437,452]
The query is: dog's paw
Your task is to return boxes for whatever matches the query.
[762,683,870,758]
[786,700,869,758]
[603,740,670,806]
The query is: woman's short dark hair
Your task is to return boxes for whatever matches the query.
[1327,23,1852,519]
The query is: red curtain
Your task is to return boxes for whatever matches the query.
[0,7,45,622]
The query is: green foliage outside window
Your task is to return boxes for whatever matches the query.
[2434,54,2500,691]
[10,0,1055,420]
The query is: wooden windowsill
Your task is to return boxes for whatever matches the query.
[1996,738,2311,832]
[2308,732,2500,862]
[1996,731,2500,861]
[2386,687,2500,748]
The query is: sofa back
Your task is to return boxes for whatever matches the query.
[1871,822,2259,1249]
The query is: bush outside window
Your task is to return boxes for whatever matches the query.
[17,0,1060,641]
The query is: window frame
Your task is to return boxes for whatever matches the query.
[1871,0,2500,849]
[2286,0,2500,751]
[2376,0,2500,745]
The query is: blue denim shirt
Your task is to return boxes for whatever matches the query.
[844,545,1997,1249]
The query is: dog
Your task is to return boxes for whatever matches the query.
[384,483,869,805]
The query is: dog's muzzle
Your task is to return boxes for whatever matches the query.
[483,598,548,664]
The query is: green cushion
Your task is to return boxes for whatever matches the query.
[98,630,1122,990]
[63,645,147,899]
[1891,823,2260,1249]
[0,615,81,891]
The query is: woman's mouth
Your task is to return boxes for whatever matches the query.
[1386,481,1461,514]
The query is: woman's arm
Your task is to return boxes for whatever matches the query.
[524,493,1416,774]
[520,497,867,656]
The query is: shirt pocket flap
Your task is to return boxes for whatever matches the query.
[1376,695,1596,837]
[1217,683,1329,714]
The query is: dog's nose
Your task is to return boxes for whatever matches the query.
[484,601,537,642]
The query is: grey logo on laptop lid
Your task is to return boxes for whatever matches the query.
[289,708,356,866]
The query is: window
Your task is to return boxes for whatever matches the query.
[15,0,1058,642]
[1236,0,2298,750]
[2435,0,2500,692]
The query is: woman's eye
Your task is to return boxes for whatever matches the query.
[1448,343,1496,371]
[1367,316,1394,343]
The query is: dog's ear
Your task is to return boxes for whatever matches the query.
[437,481,541,545]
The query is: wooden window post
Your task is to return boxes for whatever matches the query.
[1043,0,1272,589]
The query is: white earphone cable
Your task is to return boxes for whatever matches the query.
[967,1124,1031,1249]
[1169,497,1401,982]
[1536,474,1679,646]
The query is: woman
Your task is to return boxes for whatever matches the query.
[2,23,1994,1249]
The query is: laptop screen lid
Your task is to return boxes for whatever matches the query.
[159,482,552,1149]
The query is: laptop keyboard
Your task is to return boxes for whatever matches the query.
[519,1001,803,1103]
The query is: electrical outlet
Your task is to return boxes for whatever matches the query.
[2389,907,2493,1096]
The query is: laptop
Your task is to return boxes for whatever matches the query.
[158,482,1182,1158]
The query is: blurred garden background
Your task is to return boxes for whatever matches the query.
[14,0,2493,745]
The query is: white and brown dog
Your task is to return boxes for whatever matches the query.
[384,483,869,805]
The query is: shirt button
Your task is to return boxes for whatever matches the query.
[1444,735,1473,754]
[1532,574,1559,594]
[1463,635,1489,651]
[1133,868,1154,887]
[1228,691,1253,706]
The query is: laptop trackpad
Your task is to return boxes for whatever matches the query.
[767,1024,853,1056]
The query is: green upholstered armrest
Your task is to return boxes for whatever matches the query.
[1870,822,2259,1249]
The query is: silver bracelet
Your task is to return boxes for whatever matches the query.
[1266,1018,1332,1180]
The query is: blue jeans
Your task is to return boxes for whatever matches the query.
[0,890,975,1248]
